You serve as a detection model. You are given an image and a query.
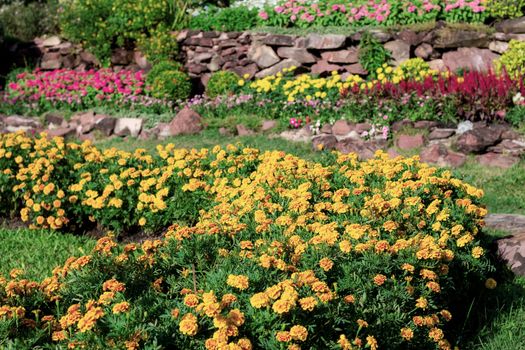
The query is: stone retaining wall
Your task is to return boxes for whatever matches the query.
[18,17,525,86]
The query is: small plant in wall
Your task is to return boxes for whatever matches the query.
[358,32,392,79]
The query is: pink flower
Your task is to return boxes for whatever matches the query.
[274,6,284,13]
[408,5,416,13]
[258,11,269,20]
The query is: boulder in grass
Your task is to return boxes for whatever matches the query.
[476,152,520,169]
[396,134,425,150]
[168,108,203,136]
[114,118,144,138]
[455,126,503,153]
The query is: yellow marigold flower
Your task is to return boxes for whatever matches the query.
[366,335,378,350]
[289,325,308,342]
[112,301,130,314]
[138,217,147,226]
[338,334,352,349]
[298,296,317,311]
[227,275,249,291]
[77,306,104,333]
[485,278,497,289]
[319,258,334,271]
[472,246,484,258]
[272,298,293,314]
[250,292,270,308]
[179,313,198,336]
[416,297,428,310]
[228,309,245,327]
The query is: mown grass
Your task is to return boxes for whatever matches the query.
[1,133,524,348]
[0,228,95,281]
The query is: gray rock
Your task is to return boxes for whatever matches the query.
[384,40,410,65]
[276,47,316,64]
[256,59,301,78]
[496,17,525,34]
[114,118,143,137]
[249,44,280,69]
[489,41,509,54]
[456,121,474,135]
[305,34,346,50]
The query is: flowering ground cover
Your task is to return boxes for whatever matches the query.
[0,130,514,349]
[192,63,525,133]
[2,68,175,116]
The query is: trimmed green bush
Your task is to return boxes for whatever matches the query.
[150,70,192,101]
[145,60,184,87]
[206,71,240,98]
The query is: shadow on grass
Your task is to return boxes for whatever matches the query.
[455,233,525,349]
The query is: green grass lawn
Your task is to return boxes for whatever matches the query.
[1,132,525,348]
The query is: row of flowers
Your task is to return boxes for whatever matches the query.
[258,0,487,28]
[0,131,498,349]
[2,68,176,115]
[191,59,525,134]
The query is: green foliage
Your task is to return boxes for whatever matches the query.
[486,0,525,20]
[146,60,184,87]
[206,71,239,98]
[495,40,525,77]
[396,58,432,80]
[0,228,94,281]
[149,70,192,101]
[358,32,392,79]
[59,0,184,63]
[505,105,525,127]
[136,24,179,63]
[0,1,59,42]
[188,6,258,31]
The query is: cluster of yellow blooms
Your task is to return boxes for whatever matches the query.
[240,59,440,103]
[0,132,496,349]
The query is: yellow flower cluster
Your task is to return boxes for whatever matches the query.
[0,132,495,349]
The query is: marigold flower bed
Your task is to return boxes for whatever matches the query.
[0,132,497,349]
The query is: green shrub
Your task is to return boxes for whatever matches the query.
[206,71,239,98]
[358,32,392,79]
[506,105,525,126]
[0,133,501,349]
[145,60,184,87]
[0,1,59,42]
[150,70,192,101]
[59,0,185,63]
[189,6,258,32]
[486,0,525,20]
[494,40,525,77]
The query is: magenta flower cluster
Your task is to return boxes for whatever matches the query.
[6,69,145,104]
[259,0,485,26]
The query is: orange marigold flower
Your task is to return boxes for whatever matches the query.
[357,319,368,328]
[179,313,198,336]
[276,331,292,342]
[429,327,444,342]
[102,278,125,292]
[440,309,452,322]
[184,294,199,308]
[299,296,317,311]
[400,327,414,341]
[171,308,180,318]
[373,274,387,286]
[52,330,68,341]
[343,295,355,304]
[112,301,130,314]
[289,325,308,342]
[319,258,334,272]
[227,275,249,291]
